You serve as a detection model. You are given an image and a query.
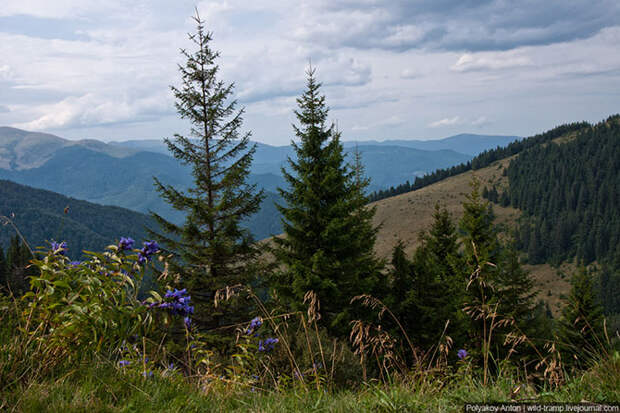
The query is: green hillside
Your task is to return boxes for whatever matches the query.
[0,179,153,258]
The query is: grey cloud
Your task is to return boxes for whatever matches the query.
[297,0,620,52]
[234,54,372,105]
[0,15,89,41]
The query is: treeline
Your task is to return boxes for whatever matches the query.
[369,121,590,202]
[505,115,620,266]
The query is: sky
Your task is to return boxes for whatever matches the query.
[1,0,619,146]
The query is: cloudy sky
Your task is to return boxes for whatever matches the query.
[1,0,619,145]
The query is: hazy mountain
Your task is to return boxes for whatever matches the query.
[0,127,488,239]
[0,126,135,170]
[342,133,522,156]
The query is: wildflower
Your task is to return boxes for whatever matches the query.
[184,316,192,328]
[258,337,278,352]
[457,349,468,360]
[151,288,194,318]
[143,240,159,255]
[69,261,82,267]
[118,360,131,367]
[246,316,262,335]
[138,251,148,264]
[138,240,159,264]
[118,237,135,251]
[142,371,154,378]
[50,241,67,255]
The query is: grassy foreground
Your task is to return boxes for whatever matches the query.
[2,354,618,412]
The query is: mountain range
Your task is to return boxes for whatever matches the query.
[0,126,520,239]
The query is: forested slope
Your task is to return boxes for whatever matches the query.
[506,115,620,266]
[0,179,152,257]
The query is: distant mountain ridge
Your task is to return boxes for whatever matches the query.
[0,127,517,239]
[342,133,521,156]
[0,126,137,170]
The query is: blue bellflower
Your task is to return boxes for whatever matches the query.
[118,237,135,251]
[258,337,278,352]
[51,241,67,255]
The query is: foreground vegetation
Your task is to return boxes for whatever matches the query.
[0,236,617,411]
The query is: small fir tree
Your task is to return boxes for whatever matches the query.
[558,267,605,369]
[150,14,264,335]
[410,204,467,349]
[273,67,383,336]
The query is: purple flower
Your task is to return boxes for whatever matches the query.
[184,316,192,328]
[69,261,82,267]
[246,317,262,335]
[51,241,67,255]
[138,251,148,264]
[118,237,135,251]
[137,240,159,264]
[143,241,159,255]
[151,288,193,319]
[457,349,468,360]
[258,337,278,352]
[118,360,131,367]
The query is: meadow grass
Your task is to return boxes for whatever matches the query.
[2,351,617,412]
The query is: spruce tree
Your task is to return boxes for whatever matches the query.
[387,241,419,350]
[558,268,605,369]
[408,204,466,348]
[273,67,383,336]
[459,179,504,379]
[150,14,264,334]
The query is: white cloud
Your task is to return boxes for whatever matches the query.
[471,116,490,126]
[400,68,418,79]
[429,116,462,128]
[12,91,172,131]
[451,52,532,72]
[0,0,124,18]
[0,65,14,81]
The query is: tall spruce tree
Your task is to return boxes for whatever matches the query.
[273,67,383,336]
[151,14,264,333]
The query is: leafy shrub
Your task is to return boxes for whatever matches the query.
[21,239,160,364]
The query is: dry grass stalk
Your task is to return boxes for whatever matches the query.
[351,294,420,365]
